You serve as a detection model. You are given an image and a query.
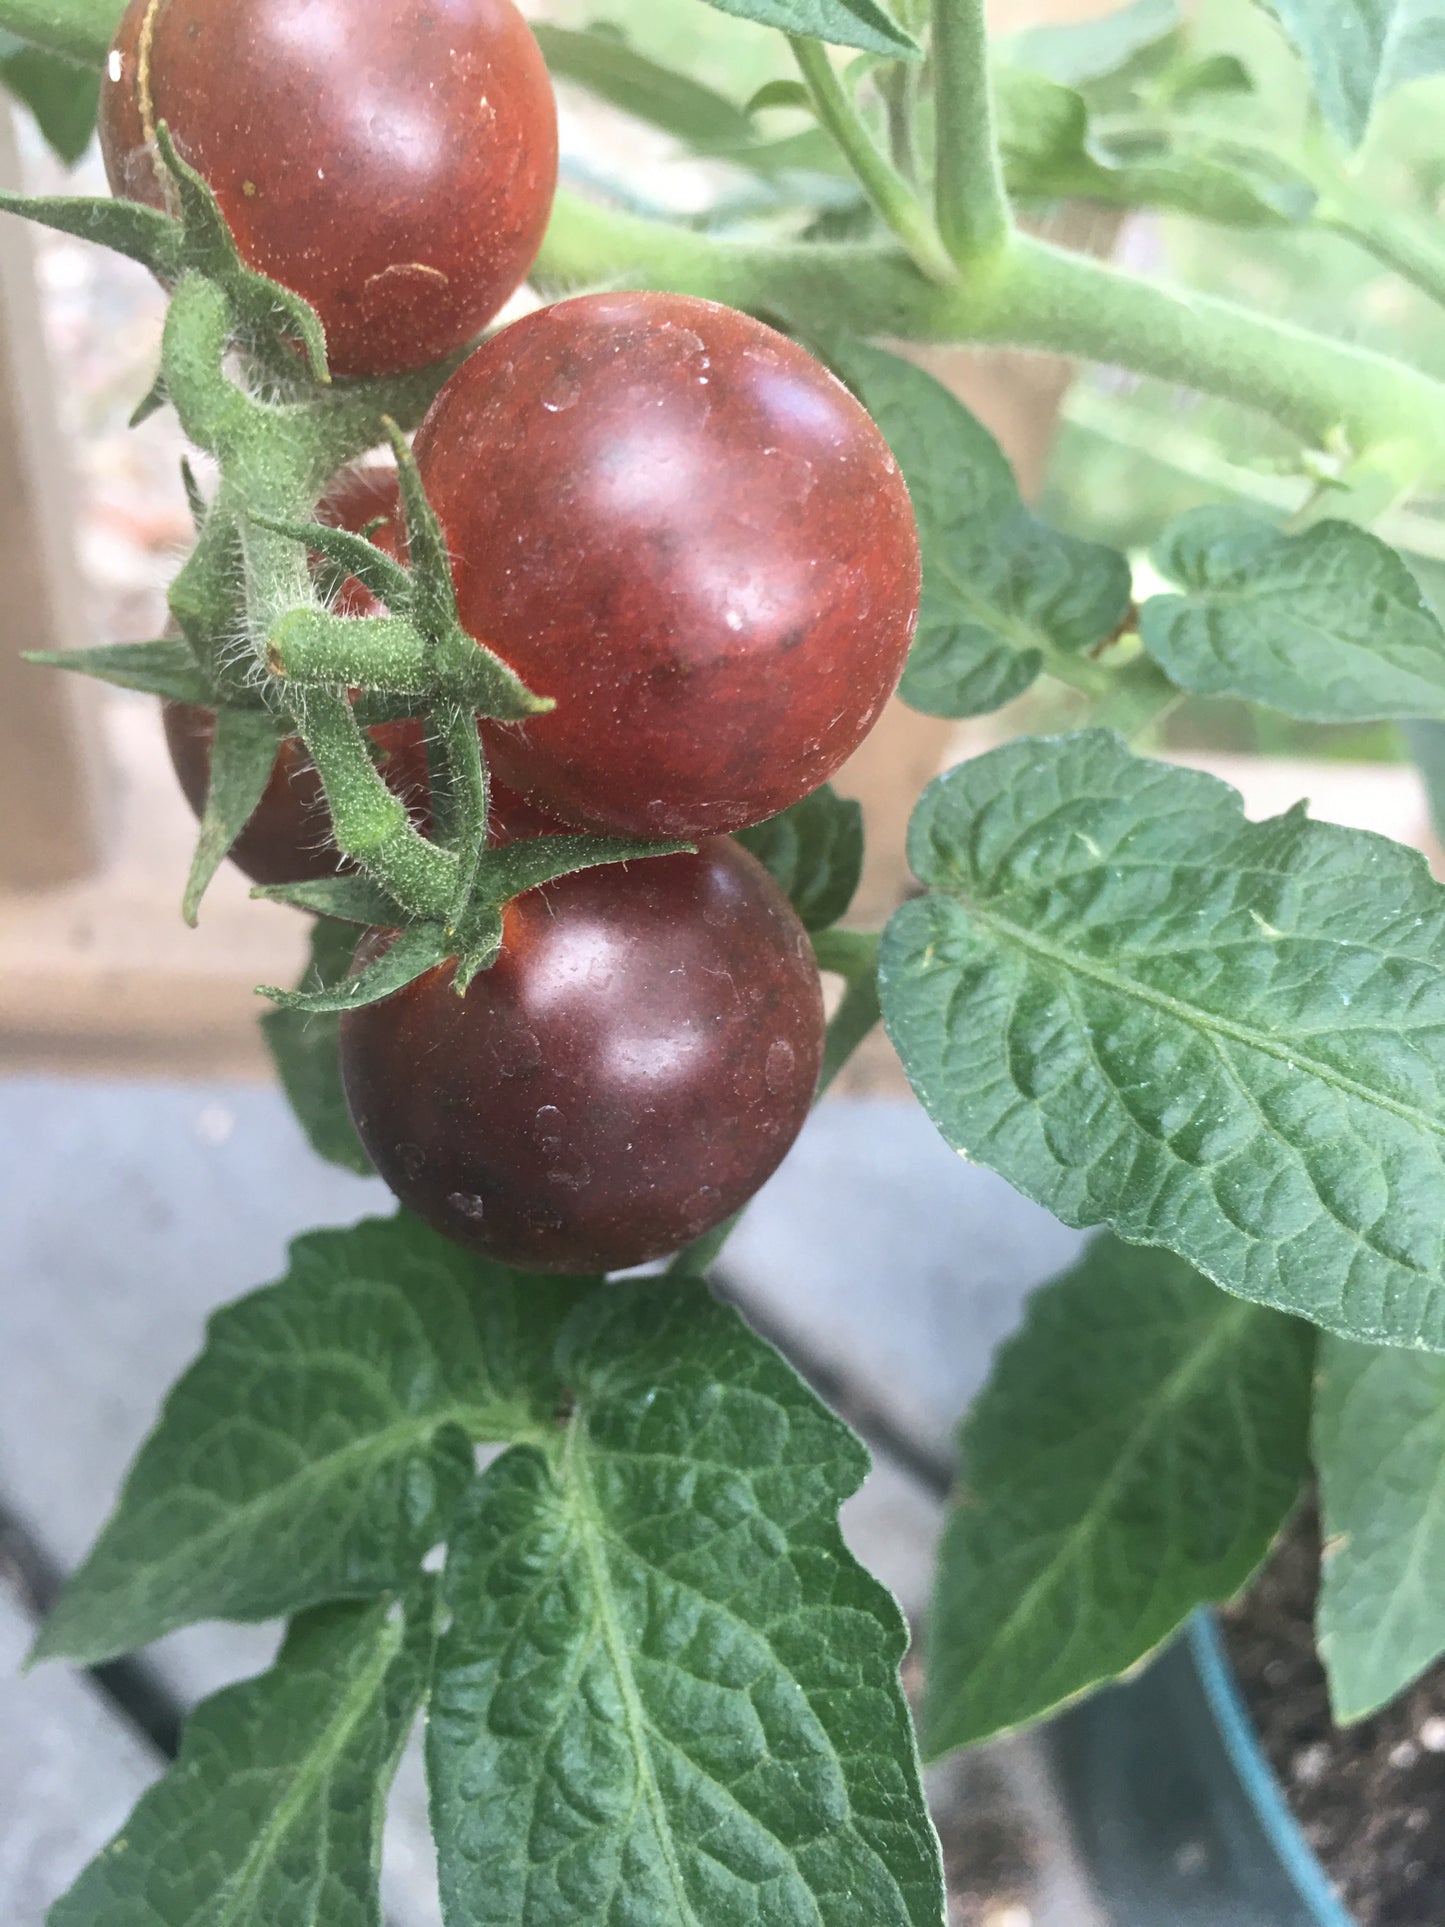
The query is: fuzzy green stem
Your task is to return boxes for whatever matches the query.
[931,0,1012,263]
[814,933,883,1093]
[535,193,1445,478]
[878,61,921,183]
[162,275,256,456]
[788,35,955,285]
[294,689,455,919]
[0,0,122,64]
[268,610,432,690]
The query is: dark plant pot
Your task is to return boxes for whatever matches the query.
[1045,1613,1353,1926]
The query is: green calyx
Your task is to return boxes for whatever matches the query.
[256,832,694,1014]
[257,423,551,726]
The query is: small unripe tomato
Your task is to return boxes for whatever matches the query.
[99,0,558,377]
[339,839,825,1272]
[412,291,922,838]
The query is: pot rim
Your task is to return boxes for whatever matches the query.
[1189,1610,1355,1927]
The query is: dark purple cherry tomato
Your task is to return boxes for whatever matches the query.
[339,838,825,1272]
[412,291,922,838]
[99,0,558,378]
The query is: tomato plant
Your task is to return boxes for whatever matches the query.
[99,0,557,375]
[342,839,824,1271]
[414,290,922,837]
[11,0,1445,1922]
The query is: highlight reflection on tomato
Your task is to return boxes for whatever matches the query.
[339,837,825,1272]
[413,291,922,838]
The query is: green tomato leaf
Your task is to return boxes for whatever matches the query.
[1141,508,1445,722]
[879,728,1445,1352]
[50,1586,439,1927]
[735,783,864,930]
[832,337,1130,718]
[25,636,210,703]
[1254,0,1445,149]
[1315,1337,1445,1721]
[34,1215,593,1666]
[429,1281,946,1927]
[182,705,284,928]
[998,0,1178,87]
[533,23,756,146]
[923,1236,1313,1755]
[260,918,373,1176]
[995,68,1314,225]
[1154,50,1255,105]
[0,41,97,165]
[696,0,920,59]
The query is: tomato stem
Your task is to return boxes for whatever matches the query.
[931,0,1012,266]
[535,192,1445,484]
[788,34,957,287]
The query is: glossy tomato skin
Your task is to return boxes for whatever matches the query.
[162,701,428,887]
[412,291,922,838]
[339,839,824,1272]
[99,0,558,377]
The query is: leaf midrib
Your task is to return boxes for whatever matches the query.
[1167,578,1445,694]
[564,1416,702,1927]
[53,1395,538,1655]
[958,897,1445,1149]
[209,1613,402,1927]
[934,1298,1255,1732]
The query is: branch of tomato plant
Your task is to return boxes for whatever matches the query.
[931,0,1012,265]
[156,272,489,923]
[788,35,956,286]
[877,61,922,185]
[1314,177,1445,317]
[535,191,1445,488]
[666,928,883,1279]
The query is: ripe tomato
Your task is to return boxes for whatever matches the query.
[340,838,824,1272]
[99,0,558,378]
[165,465,428,887]
[412,291,922,839]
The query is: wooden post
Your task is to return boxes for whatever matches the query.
[0,101,107,890]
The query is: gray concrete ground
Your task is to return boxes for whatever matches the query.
[1,1080,1102,1925]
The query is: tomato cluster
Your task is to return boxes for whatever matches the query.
[117,1,921,1272]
